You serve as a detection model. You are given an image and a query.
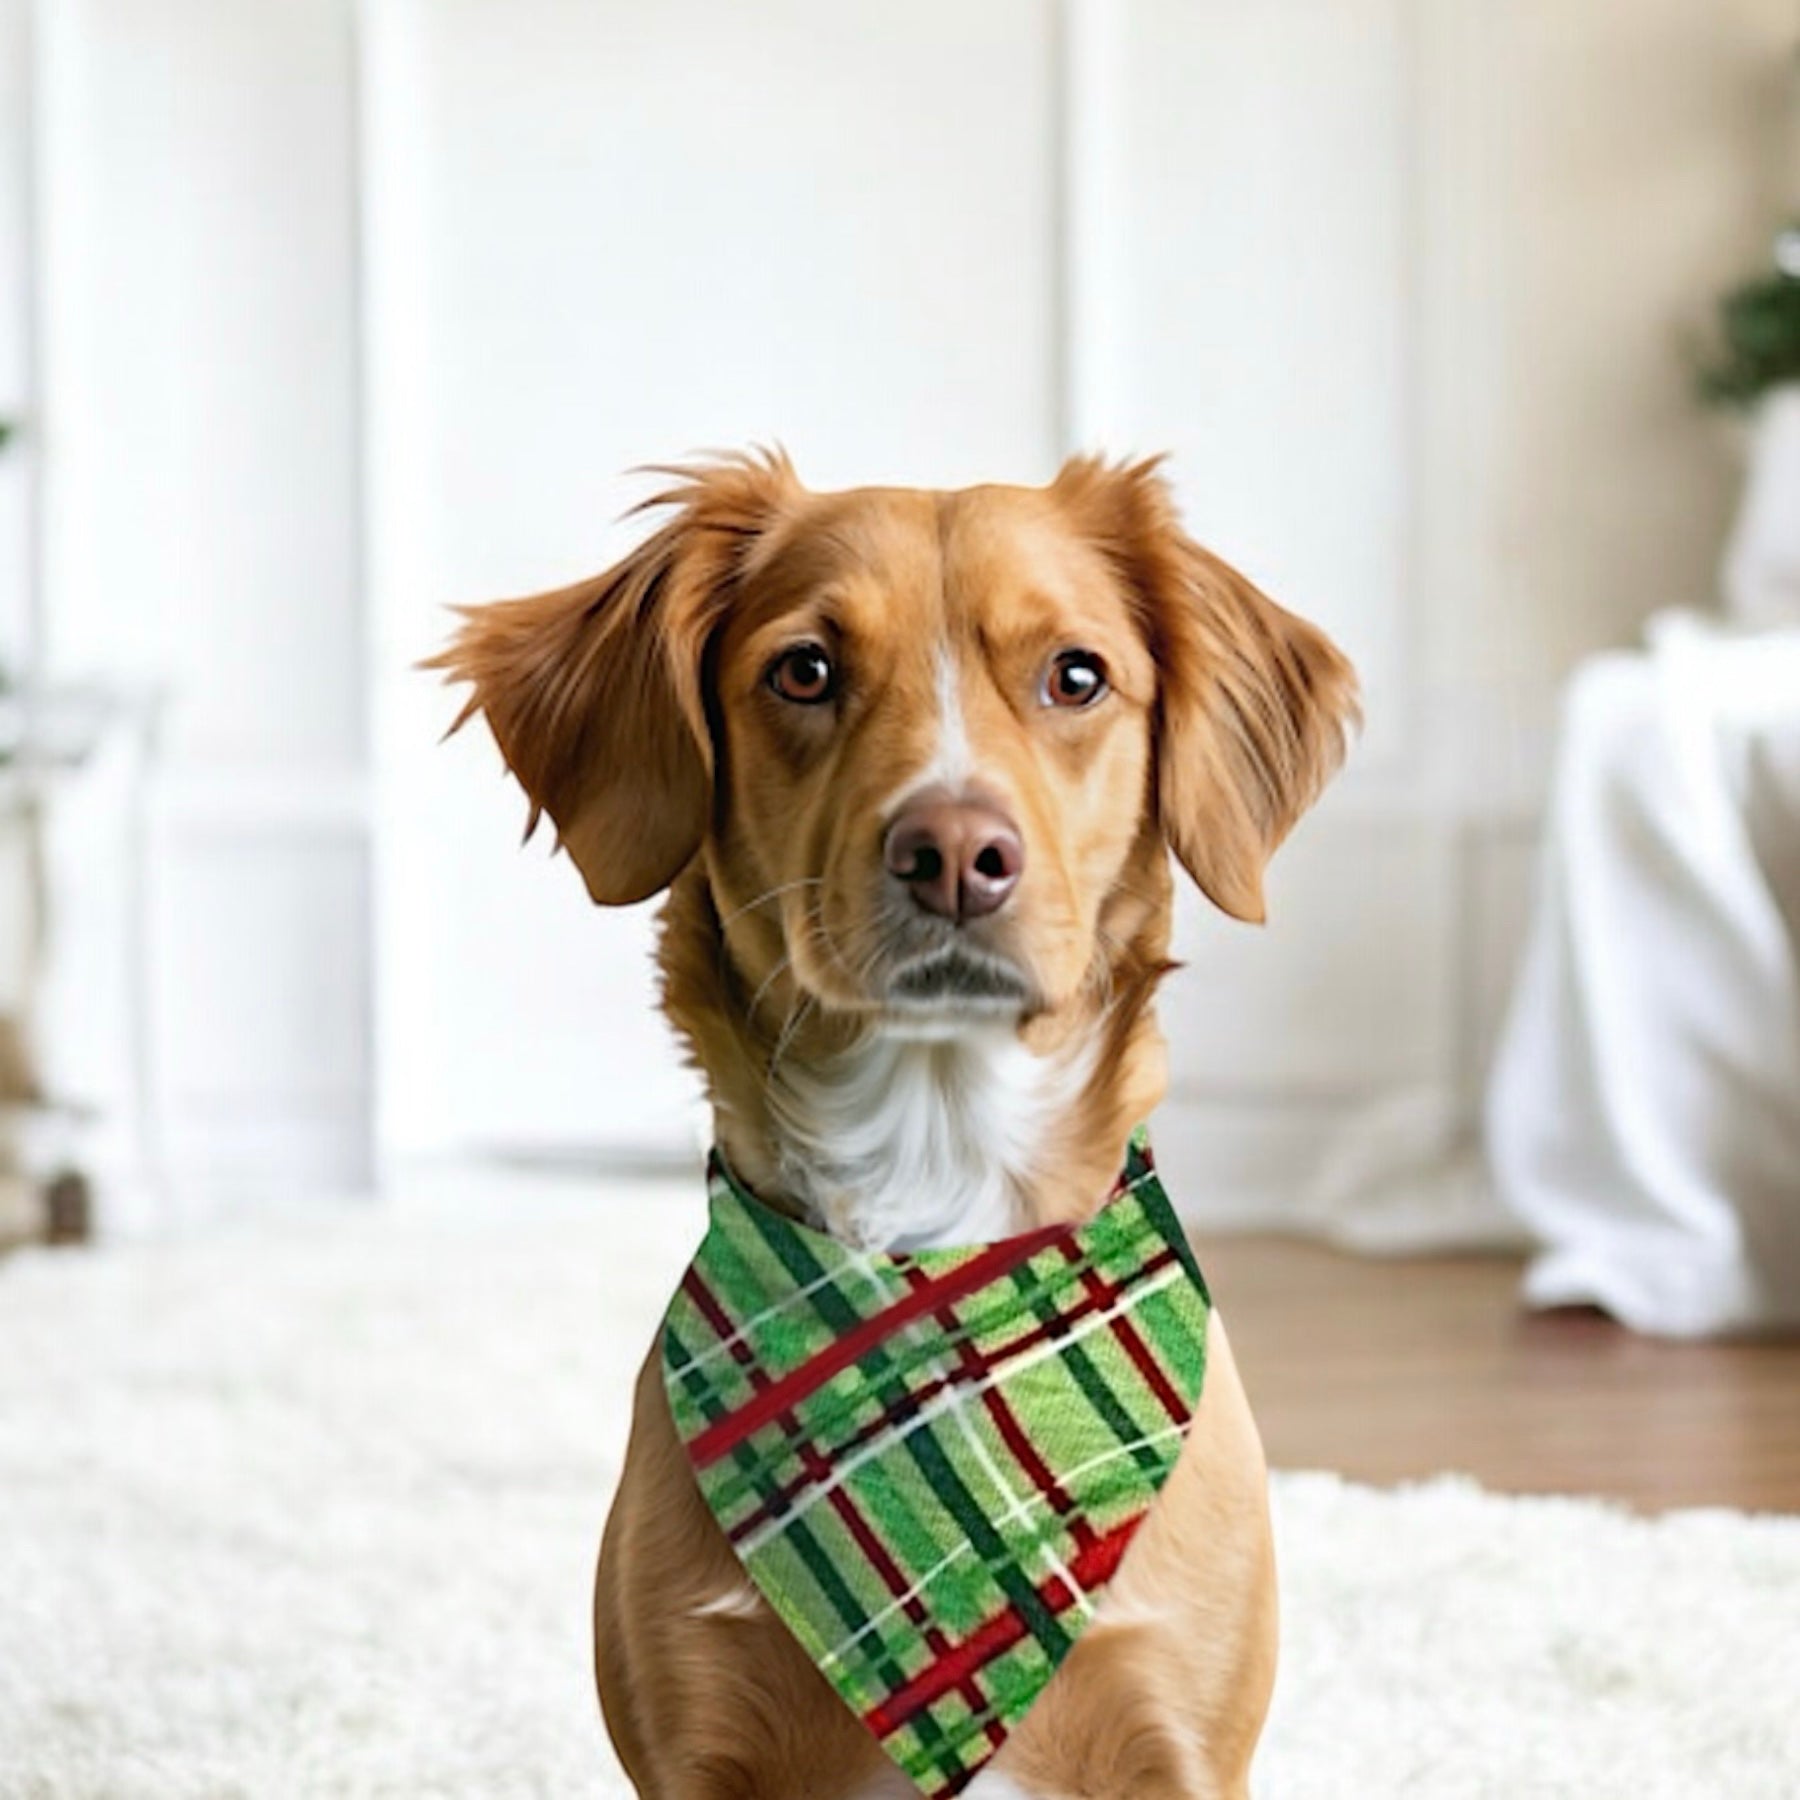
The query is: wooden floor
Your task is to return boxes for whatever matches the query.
[1204,1236,1800,1514]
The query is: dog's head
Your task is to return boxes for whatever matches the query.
[434,451,1357,1035]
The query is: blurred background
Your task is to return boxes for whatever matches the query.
[5,7,1800,1790]
[0,0,1795,1296]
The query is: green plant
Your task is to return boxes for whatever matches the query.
[1701,227,1800,408]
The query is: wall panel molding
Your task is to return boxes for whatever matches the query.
[36,0,369,1207]
[1053,0,1122,455]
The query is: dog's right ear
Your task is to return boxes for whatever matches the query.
[425,451,800,905]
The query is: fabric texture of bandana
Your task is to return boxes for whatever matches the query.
[660,1131,1211,1797]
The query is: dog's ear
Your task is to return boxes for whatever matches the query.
[426,450,800,905]
[1054,455,1360,924]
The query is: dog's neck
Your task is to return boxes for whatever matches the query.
[659,871,1173,1251]
[758,1023,1102,1250]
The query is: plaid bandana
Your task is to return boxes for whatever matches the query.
[660,1132,1210,1797]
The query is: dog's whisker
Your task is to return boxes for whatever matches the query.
[805,900,870,993]
[716,880,824,989]
[765,992,817,1094]
[716,876,824,935]
[744,951,793,1024]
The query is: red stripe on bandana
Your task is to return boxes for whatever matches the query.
[1057,1237,1188,1424]
[862,1515,1144,1739]
[679,1266,1007,1752]
[722,1246,1185,1544]
[687,1224,1068,1469]
[897,1263,1100,1557]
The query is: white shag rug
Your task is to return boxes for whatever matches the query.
[3,1180,1797,1799]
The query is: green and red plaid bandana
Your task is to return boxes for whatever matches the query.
[660,1131,1210,1797]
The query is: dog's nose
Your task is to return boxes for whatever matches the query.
[884,796,1024,922]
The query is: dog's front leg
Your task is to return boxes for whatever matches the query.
[596,1352,895,1800]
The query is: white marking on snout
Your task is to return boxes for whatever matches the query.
[932,644,975,788]
[883,642,977,813]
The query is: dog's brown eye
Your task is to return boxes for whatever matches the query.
[768,643,836,705]
[1044,649,1108,709]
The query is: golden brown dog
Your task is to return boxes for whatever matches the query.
[436,450,1357,1799]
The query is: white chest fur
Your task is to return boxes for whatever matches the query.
[765,1023,1095,1252]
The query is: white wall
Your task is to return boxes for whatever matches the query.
[1146,0,1795,1228]
[37,0,367,1200]
[365,0,1061,1160]
[18,0,1797,1216]
[0,0,31,661]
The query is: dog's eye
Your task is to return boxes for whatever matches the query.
[1043,649,1108,709]
[768,643,836,705]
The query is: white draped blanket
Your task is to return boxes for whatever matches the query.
[1489,613,1800,1336]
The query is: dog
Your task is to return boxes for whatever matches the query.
[435,449,1357,1799]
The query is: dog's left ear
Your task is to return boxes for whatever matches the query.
[426,450,799,905]
[1055,455,1361,924]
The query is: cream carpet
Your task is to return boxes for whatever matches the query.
[2,1181,1797,1798]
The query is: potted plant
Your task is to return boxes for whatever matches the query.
[1702,227,1800,629]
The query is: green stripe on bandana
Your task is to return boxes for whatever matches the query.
[660,1131,1211,1798]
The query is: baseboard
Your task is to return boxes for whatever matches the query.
[156,1104,375,1218]
[1152,1094,1349,1230]
[1155,1086,1530,1252]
